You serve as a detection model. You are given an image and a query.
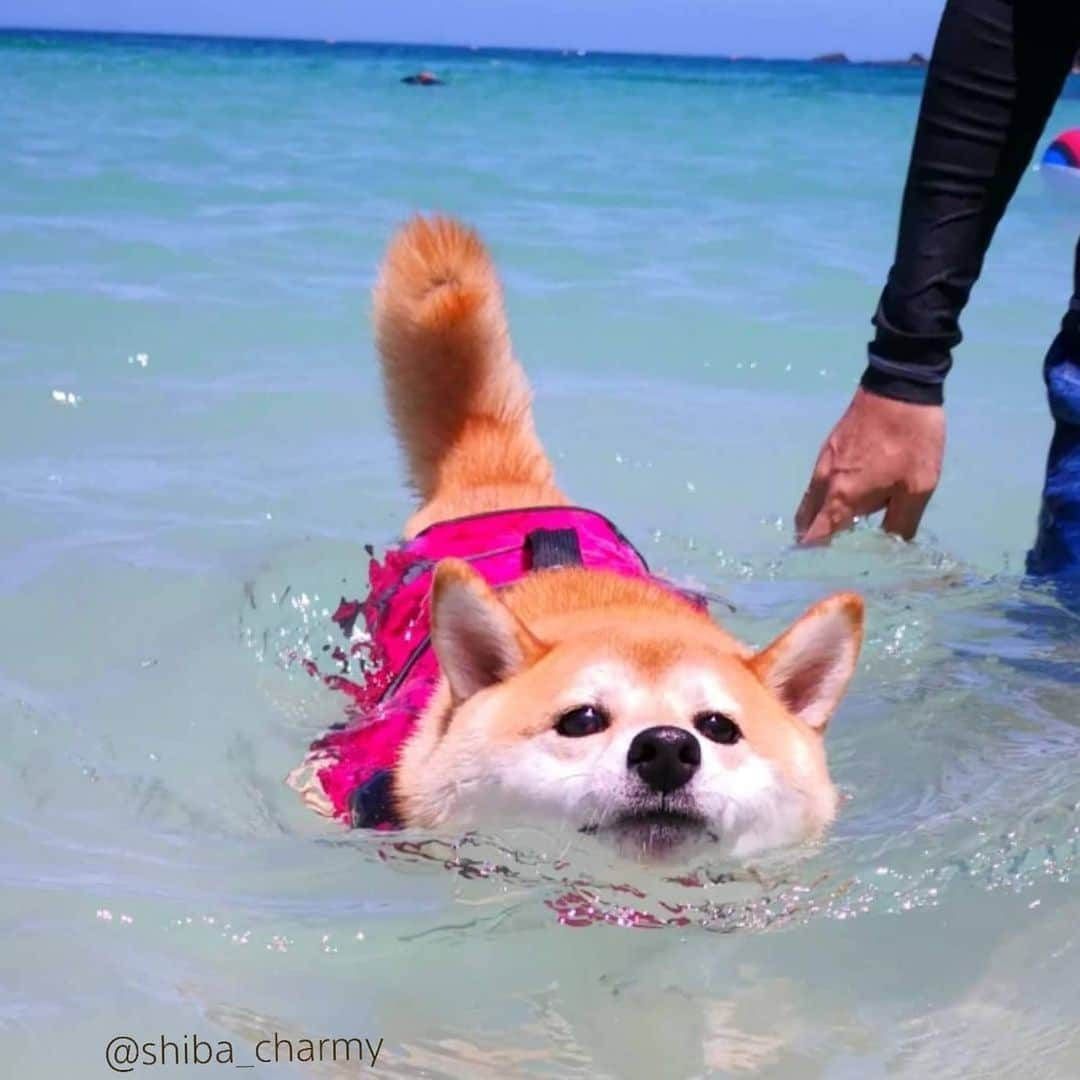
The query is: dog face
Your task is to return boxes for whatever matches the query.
[394,560,863,860]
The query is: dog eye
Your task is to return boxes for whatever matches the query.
[694,711,742,744]
[555,704,610,737]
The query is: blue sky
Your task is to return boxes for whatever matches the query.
[1,1,943,60]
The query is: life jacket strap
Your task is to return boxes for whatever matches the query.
[525,527,583,570]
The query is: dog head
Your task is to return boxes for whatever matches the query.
[395,560,863,860]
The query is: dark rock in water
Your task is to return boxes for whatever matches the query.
[813,52,849,64]
[878,52,930,68]
[402,70,444,86]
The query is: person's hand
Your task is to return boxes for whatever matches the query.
[795,387,945,544]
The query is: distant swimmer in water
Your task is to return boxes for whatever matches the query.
[402,71,444,86]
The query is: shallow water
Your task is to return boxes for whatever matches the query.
[5,30,1080,1078]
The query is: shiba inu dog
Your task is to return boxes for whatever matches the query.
[292,215,864,859]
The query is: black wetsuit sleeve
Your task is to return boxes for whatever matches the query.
[861,0,1080,406]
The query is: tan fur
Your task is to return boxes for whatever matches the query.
[371,215,864,855]
[373,215,564,537]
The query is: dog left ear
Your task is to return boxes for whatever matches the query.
[431,558,546,704]
[749,592,864,732]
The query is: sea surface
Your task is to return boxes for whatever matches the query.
[5,29,1080,1078]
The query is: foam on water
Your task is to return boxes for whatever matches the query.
[5,29,1080,1078]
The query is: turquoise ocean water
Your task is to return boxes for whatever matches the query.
[5,29,1080,1077]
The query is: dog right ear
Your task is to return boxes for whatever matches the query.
[748,592,864,733]
[431,559,546,704]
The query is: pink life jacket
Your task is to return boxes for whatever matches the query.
[288,505,705,828]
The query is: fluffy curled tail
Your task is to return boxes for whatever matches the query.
[373,216,556,510]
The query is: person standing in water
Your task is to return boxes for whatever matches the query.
[795,0,1080,575]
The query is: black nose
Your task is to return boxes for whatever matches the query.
[627,726,701,794]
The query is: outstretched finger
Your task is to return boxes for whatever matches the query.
[798,497,857,546]
[882,489,933,541]
[795,472,829,539]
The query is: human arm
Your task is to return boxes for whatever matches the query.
[796,0,1080,542]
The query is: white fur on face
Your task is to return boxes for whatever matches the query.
[435,659,828,858]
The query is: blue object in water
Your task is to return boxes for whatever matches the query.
[1042,129,1080,170]
[1044,144,1073,168]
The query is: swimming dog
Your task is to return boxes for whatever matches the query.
[290,215,864,859]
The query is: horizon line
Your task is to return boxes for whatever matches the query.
[0,24,932,66]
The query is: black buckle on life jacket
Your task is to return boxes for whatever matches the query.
[349,769,399,828]
[525,528,583,570]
